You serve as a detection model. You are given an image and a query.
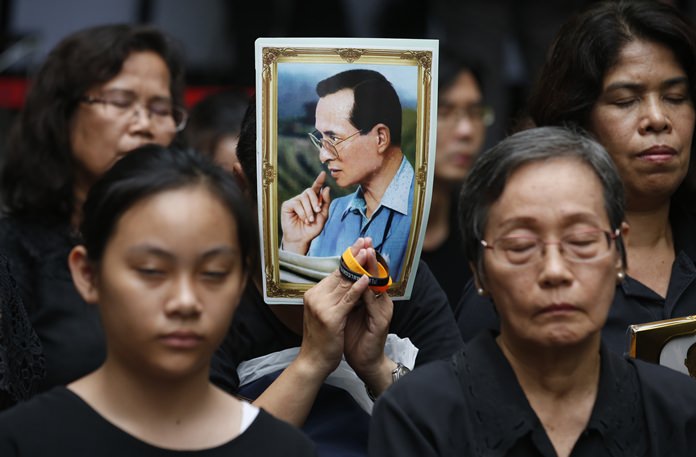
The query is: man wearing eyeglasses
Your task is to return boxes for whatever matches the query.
[280,69,414,279]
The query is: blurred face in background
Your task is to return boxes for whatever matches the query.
[70,51,179,193]
[435,70,489,185]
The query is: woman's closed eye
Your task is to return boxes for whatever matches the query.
[136,267,166,277]
[664,93,690,105]
[500,237,538,253]
[200,270,230,281]
[612,97,639,108]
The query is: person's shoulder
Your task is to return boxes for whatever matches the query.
[410,260,443,292]
[628,356,696,419]
[627,357,696,452]
[631,357,696,396]
[242,409,316,456]
[0,387,79,434]
[0,214,71,256]
[402,260,452,313]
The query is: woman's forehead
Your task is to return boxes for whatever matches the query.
[487,158,607,229]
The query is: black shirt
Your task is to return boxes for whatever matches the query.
[0,387,317,456]
[369,331,696,457]
[455,206,696,354]
[0,217,105,393]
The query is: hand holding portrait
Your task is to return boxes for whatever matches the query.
[298,237,390,382]
[280,171,331,255]
[298,237,372,377]
[343,243,394,390]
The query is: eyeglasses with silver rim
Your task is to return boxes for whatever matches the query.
[80,89,188,132]
[480,228,621,267]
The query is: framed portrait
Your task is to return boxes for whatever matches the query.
[628,315,696,378]
[254,38,438,303]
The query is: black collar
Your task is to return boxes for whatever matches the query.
[452,332,647,456]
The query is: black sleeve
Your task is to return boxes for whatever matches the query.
[369,390,440,457]
[454,278,500,342]
[369,360,460,457]
[390,261,463,364]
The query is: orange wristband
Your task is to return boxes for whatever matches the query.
[339,247,392,293]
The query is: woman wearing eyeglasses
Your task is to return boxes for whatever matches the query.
[0,24,186,408]
[369,127,696,457]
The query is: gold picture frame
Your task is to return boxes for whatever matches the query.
[254,38,438,303]
[628,315,696,377]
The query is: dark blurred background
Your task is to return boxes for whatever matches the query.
[2,0,695,160]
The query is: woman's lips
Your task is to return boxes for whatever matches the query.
[446,151,475,168]
[636,145,678,163]
[159,331,203,349]
[539,303,579,315]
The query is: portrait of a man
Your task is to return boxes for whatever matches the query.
[279,69,413,279]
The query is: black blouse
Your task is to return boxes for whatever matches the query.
[369,331,696,456]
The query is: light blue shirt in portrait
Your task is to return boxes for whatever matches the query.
[308,156,414,279]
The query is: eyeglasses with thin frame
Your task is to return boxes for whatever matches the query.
[480,228,620,267]
[80,89,189,132]
[438,102,495,127]
[308,129,362,159]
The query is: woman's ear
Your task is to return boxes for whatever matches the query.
[68,246,99,304]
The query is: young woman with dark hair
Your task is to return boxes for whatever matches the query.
[0,146,316,456]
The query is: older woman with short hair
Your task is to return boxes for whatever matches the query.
[369,127,696,457]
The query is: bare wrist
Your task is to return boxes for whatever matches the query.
[281,239,309,255]
[295,347,336,382]
[362,356,397,398]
